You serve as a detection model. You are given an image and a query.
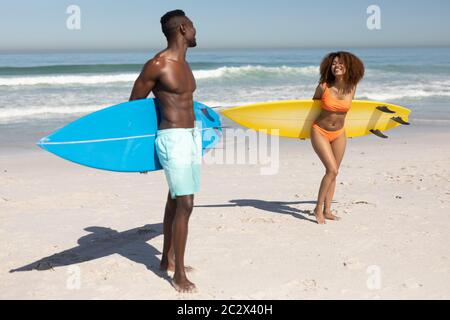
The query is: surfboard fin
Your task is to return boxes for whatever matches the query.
[390,116,410,125]
[200,108,216,122]
[370,129,389,139]
[376,106,396,114]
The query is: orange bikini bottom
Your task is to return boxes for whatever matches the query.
[311,123,345,143]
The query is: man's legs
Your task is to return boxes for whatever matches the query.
[155,128,200,292]
[171,194,196,293]
[160,191,196,274]
[159,191,176,271]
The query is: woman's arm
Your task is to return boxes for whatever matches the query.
[351,86,357,100]
[313,83,325,100]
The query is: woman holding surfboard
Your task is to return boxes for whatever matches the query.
[311,51,365,224]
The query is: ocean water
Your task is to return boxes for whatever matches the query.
[1,47,449,149]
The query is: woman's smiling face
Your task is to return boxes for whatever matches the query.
[331,56,346,77]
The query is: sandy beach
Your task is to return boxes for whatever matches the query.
[1,0,450,302]
[1,121,449,300]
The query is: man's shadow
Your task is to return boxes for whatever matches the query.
[9,223,171,282]
[196,199,318,223]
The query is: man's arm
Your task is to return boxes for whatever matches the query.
[129,59,162,101]
[130,59,162,174]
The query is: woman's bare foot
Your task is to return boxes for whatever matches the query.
[314,207,326,224]
[171,276,197,293]
[160,258,195,273]
[323,210,341,221]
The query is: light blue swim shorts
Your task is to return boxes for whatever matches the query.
[155,128,202,199]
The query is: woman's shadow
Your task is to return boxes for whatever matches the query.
[9,223,171,282]
[196,199,318,223]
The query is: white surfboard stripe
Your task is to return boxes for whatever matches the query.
[38,134,156,145]
[38,127,219,146]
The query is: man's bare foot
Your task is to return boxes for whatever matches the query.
[314,207,326,224]
[160,259,195,273]
[171,277,197,293]
[323,210,341,221]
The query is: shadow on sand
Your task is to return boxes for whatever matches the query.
[9,223,172,283]
[196,199,318,223]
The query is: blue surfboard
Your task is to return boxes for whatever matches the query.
[37,99,222,172]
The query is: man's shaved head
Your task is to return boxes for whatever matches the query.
[160,10,188,39]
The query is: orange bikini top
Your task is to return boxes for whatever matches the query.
[321,85,352,113]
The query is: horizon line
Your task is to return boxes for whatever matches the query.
[1,45,450,54]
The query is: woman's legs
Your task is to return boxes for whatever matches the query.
[323,132,347,220]
[310,127,339,224]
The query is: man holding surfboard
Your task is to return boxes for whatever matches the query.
[129,10,199,293]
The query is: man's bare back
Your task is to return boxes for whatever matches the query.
[129,51,196,129]
[129,39,197,128]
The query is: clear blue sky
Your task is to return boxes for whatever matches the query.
[1,0,449,51]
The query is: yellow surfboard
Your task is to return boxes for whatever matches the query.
[221,100,411,139]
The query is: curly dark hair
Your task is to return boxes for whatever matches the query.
[319,51,365,94]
